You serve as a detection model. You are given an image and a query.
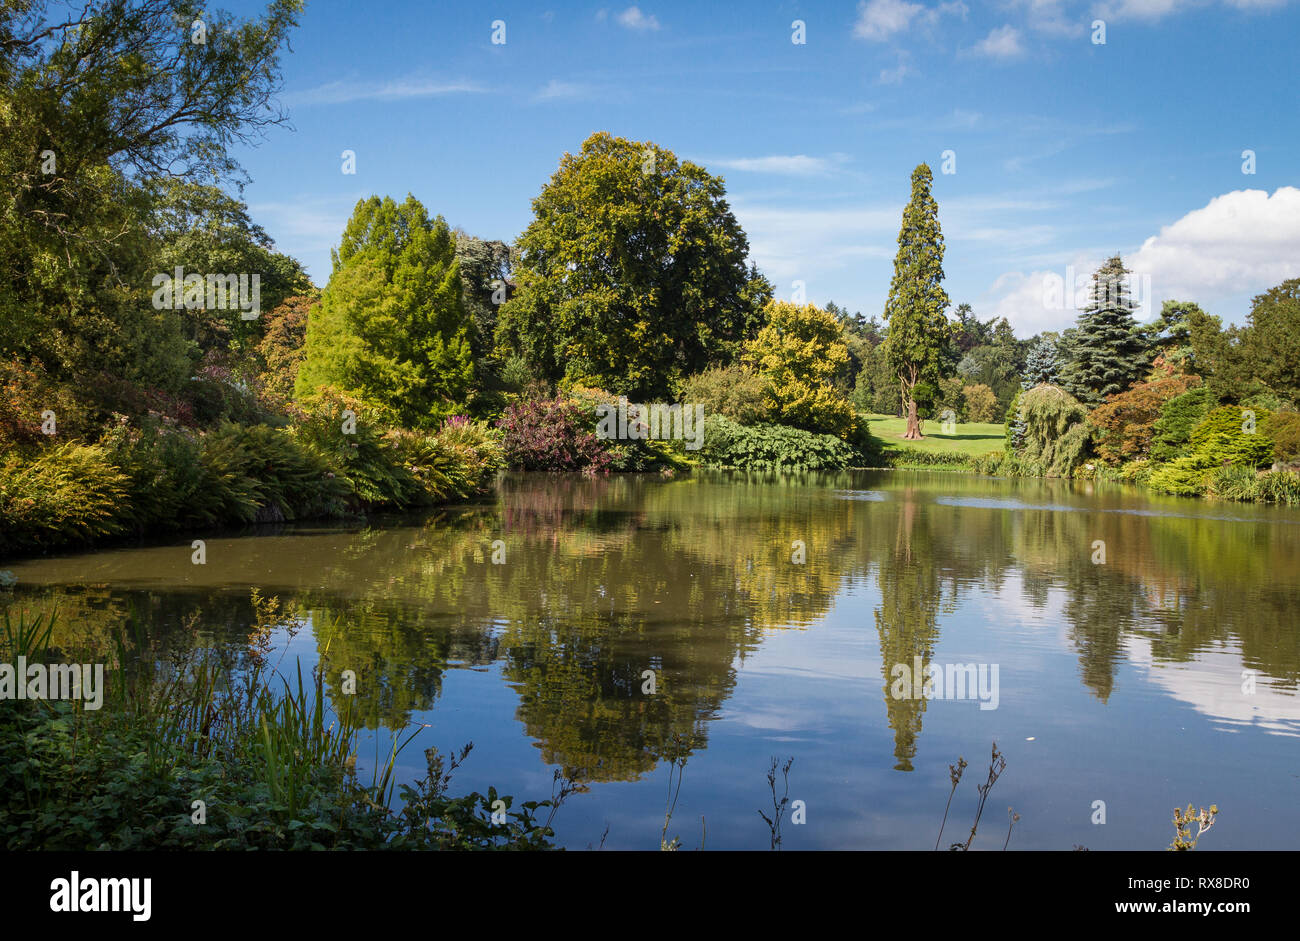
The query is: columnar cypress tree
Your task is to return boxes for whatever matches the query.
[1058,255,1148,405]
[883,164,951,440]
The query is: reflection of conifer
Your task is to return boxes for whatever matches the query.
[875,495,944,771]
[1064,568,1141,702]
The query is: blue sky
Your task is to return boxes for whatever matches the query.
[224,0,1300,337]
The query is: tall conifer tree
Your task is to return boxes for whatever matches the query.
[883,164,951,440]
[1059,255,1148,405]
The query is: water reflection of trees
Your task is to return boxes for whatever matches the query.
[8,470,1300,782]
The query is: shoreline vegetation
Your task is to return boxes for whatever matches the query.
[0,1,1287,851]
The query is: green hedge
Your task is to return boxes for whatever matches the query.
[883,447,984,470]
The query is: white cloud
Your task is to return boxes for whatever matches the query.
[1094,0,1291,20]
[1094,0,1185,17]
[616,6,660,30]
[982,186,1300,336]
[1127,186,1300,306]
[710,154,848,176]
[1007,0,1086,36]
[284,78,485,106]
[969,24,1026,58]
[982,267,1086,336]
[853,0,967,41]
[854,0,926,40]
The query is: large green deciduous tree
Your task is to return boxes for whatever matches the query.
[0,0,301,403]
[882,163,951,439]
[495,132,772,400]
[1240,279,1300,405]
[297,195,472,428]
[1058,255,1149,405]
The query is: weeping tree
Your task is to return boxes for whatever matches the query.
[1016,384,1091,478]
[883,164,951,440]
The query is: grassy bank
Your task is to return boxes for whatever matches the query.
[863,414,1005,470]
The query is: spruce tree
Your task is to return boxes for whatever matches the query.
[1021,336,1061,388]
[883,163,951,440]
[1058,255,1148,405]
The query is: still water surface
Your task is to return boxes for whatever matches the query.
[6,470,1299,849]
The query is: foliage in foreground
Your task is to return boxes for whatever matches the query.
[0,612,565,850]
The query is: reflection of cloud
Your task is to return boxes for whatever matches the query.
[1125,635,1300,738]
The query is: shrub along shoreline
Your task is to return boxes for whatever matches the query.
[0,388,505,559]
[6,371,1299,564]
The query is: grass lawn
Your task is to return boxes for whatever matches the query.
[864,413,1006,456]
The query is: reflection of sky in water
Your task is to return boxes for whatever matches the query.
[5,470,1299,850]
[1124,637,1300,739]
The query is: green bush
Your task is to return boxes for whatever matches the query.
[1187,405,1273,467]
[100,419,208,531]
[385,419,504,505]
[0,443,130,553]
[1005,389,1025,452]
[698,416,858,470]
[1205,466,1300,505]
[1262,411,1300,464]
[200,423,352,523]
[1255,471,1300,505]
[886,447,978,470]
[675,364,768,425]
[1149,386,1215,463]
[293,388,418,507]
[1207,464,1261,501]
[1148,453,1217,496]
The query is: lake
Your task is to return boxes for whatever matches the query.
[5,469,1299,850]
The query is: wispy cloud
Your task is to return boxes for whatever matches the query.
[1095,0,1292,21]
[284,77,486,106]
[533,79,599,101]
[853,0,967,41]
[968,25,1026,58]
[879,53,913,84]
[709,154,850,177]
[730,200,901,288]
[616,6,660,30]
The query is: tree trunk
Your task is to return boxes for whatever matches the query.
[903,396,923,439]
